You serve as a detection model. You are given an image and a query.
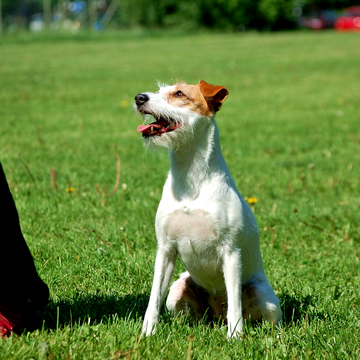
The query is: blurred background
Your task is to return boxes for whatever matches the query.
[1,0,360,35]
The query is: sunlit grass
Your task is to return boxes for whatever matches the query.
[0,30,359,359]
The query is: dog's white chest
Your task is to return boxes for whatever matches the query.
[165,207,217,242]
[164,207,225,291]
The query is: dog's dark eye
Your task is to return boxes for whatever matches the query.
[174,91,184,97]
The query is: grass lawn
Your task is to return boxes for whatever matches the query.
[0,30,359,359]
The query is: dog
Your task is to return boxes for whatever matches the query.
[134,80,282,338]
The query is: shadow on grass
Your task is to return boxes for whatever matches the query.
[280,292,326,325]
[42,293,149,330]
[41,292,326,331]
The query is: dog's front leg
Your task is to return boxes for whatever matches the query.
[142,246,177,336]
[223,247,243,339]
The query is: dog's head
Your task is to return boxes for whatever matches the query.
[134,80,228,148]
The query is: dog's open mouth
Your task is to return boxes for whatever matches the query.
[137,113,180,138]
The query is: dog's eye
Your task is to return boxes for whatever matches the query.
[174,91,184,97]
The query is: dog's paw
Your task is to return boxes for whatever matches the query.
[227,329,243,340]
[141,326,155,337]
[141,318,157,337]
[226,320,243,340]
[141,327,156,337]
[227,324,243,339]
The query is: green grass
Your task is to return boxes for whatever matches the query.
[0,30,359,359]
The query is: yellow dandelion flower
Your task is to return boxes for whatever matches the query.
[121,100,129,107]
[247,197,258,205]
[66,187,75,193]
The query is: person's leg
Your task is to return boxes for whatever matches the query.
[0,163,49,337]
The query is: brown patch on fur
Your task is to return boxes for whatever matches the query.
[174,276,212,321]
[170,276,266,324]
[167,82,224,117]
[198,80,228,113]
[208,294,227,321]
[183,277,211,318]
[245,282,257,301]
[241,281,262,321]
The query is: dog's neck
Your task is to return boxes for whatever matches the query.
[168,119,229,200]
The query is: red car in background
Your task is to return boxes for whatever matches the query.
[335,6,360,31]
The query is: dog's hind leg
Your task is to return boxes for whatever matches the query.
[166,272,211,321]
[242,278,282,325]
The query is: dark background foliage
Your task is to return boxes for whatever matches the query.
[1,0,360,31]
[115,0,360,31]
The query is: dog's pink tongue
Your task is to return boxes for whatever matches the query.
[137,122,163,133]
[137,124,152,133]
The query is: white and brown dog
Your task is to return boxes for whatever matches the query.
[134,80,282,338]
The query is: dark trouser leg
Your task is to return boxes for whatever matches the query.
[0,163,49,335]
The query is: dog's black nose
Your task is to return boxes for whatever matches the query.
[135,93,149,106]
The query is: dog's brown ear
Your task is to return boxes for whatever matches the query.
[199,80,229,113]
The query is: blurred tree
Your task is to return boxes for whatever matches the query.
[43,0,51,29]
[258,0,297,30]
[304,0,358,9]
[0,0,2,36]
[1,0,42,17]
[1,0,21,16]
[1,0,57,29]
[117,0,296,31]
[1,0,360,31]
[302,0,359,15]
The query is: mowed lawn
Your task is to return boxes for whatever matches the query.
[0,30,359,359]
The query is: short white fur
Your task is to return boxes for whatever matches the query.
[135,81,282,338]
